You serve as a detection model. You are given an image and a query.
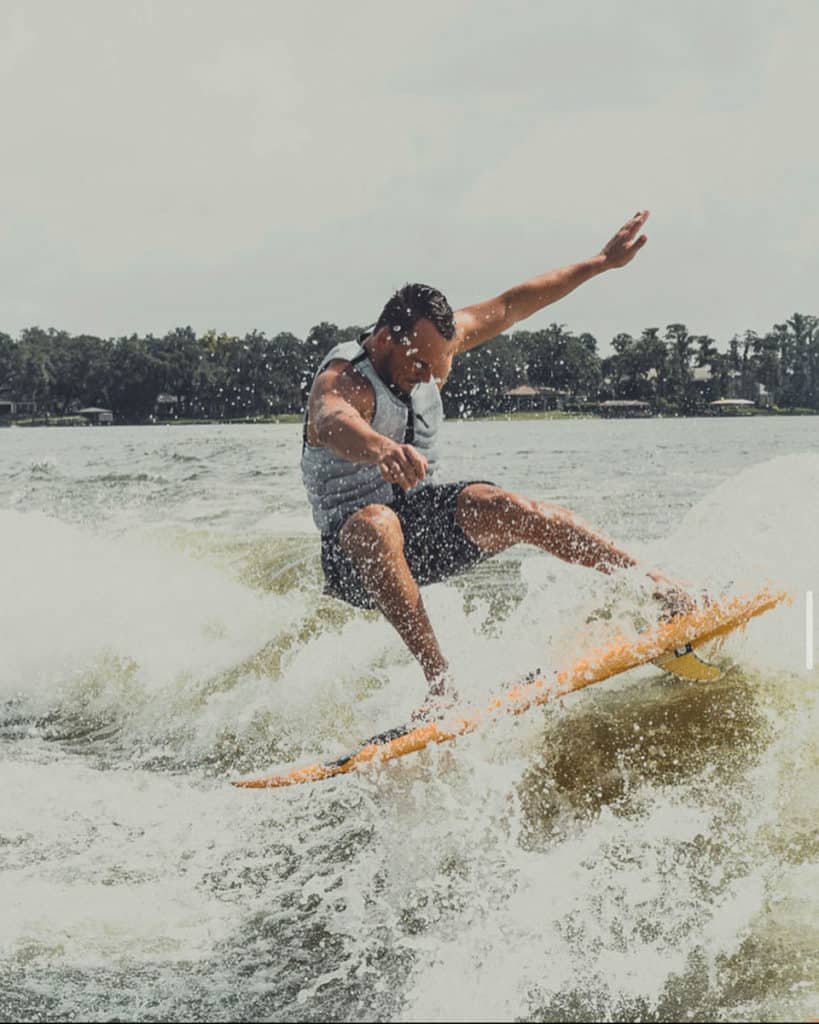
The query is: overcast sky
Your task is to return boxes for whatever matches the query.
[1,0,816,352]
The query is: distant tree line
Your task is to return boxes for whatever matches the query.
[0,313,817,422]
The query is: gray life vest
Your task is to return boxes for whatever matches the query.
[301,337,443,534]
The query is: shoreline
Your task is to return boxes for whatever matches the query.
[4,408,818,428]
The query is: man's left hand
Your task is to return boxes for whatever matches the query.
[600,210,650,269]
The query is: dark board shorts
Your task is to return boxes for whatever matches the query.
[320,481,494,610]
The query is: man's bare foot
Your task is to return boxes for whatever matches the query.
[648,571,697,620]
[425,671,459,700]
[412,672,460,723]
[411,695,461,724]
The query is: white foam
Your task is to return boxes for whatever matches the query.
[2,445,817,1022]
[0,510,302,761]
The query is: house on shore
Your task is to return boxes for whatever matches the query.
[709,398,756,416]
[77,407,114,425]
[154,393,179,419]
[599,400,653,418]
[503,385,571,412]
[0,391,38,419]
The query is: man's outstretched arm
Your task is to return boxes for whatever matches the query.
[454,210,650,354]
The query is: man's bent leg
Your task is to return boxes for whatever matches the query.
[455,484,638,573]
[455,484,692,611]
[339,505,449,683]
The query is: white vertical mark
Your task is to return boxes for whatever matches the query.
[807,590,814,672]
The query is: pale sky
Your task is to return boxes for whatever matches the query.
[1,0,816,352]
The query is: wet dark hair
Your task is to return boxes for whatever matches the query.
[374,283,456,343]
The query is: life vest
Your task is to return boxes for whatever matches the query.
[301,337,443,534]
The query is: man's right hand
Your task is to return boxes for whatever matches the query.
[377,441,427,491]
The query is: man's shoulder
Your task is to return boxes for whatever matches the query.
[316,357,372,393]
[308,356,375,429]
[318,339,365,369]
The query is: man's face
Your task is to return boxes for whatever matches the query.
[384,318,453,394]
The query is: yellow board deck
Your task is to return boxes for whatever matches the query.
[233,587,788,790]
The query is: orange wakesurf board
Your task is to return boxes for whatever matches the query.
[233,587,788,790]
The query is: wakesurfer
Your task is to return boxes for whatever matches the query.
[301,211,691,708]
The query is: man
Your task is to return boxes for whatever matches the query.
[302,210,689,708]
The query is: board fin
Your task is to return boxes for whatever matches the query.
[653,646,723,682]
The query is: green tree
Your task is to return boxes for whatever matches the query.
[196,330,234,418]
[270,332,310,413]
[664,323,696,411]
[154,326,201,417]
[17,327,60,411]
[48,334,112,413]
[786,313,819,408]
[694,335,719,367]
[518,324,601,397]
[601,333,634,398]
[635,328,666,397]
[602,331,665,402]
[610,332,634,356]
[443,334,517,417]
[0,332,19,392]
[108,336,163,422]
[751,332,780,402]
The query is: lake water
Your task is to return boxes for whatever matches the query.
[1,418,817,1021]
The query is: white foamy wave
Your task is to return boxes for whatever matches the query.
[642,453,819,676]
[0,510,304,756]
[2,428,817,1023]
